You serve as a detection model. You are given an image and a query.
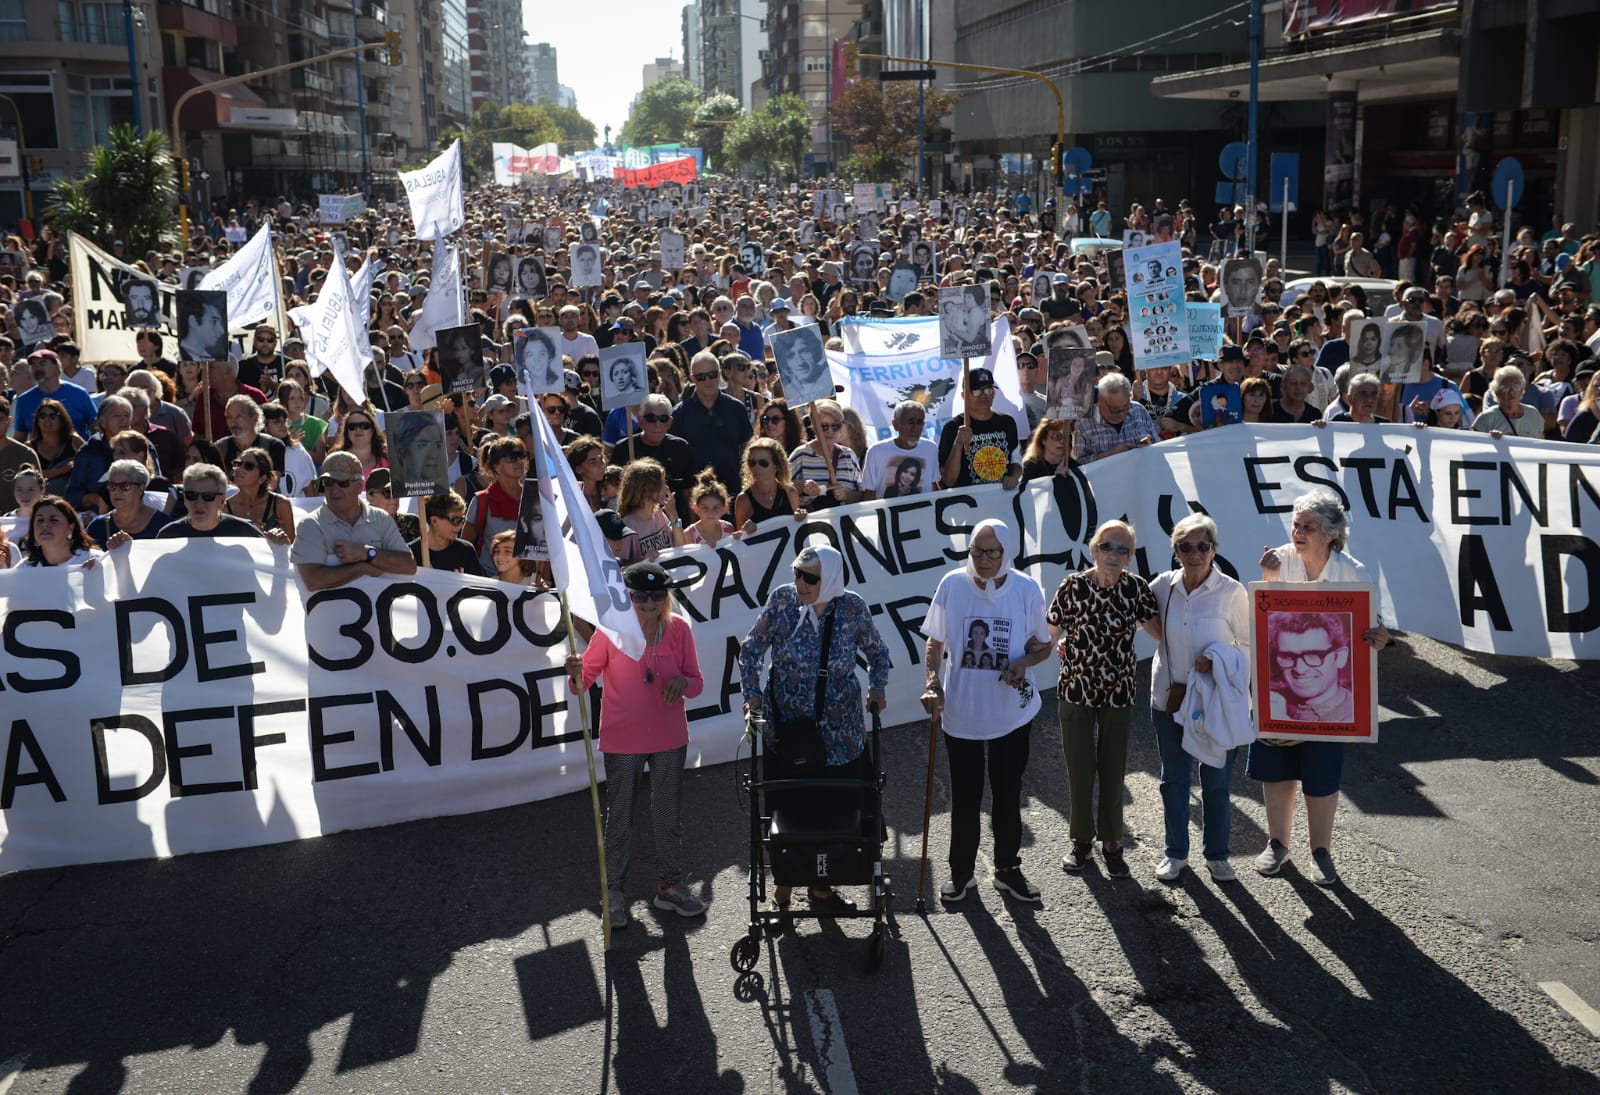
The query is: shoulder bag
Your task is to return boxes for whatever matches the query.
[1160,577,1187,714]
[766,604,836,772]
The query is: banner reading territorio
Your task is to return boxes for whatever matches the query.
[616,156,698,189]
[2,426,1595,872]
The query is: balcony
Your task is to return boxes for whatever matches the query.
[288,7,328,38]
[357,0,385,35]
[290,67,334,94]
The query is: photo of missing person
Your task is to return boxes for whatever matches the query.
[569,242,602,287]
[959,616,1011,671]
[387,409,449,498]
[910,241,936,280]
[435,323,485,395]
[514,255,547,299]
[797,219,817,245]
[175,289,230,363]
[598,341,648,411]
[849,241,879,287]
[12,297,51,351]
[858,211,879,240]
[769,323,833,407]
[514,326,564,398]
[120,276,164,329]
[739,241,766,277]
[882,454,927,498]
[1267,610,1355,723]
[1348,318,1388,374]
[1383,321,1426,384]
[1221,256,1264,318]
[939,284,992,360]
[659,229,685,270]
[483,252,514,293]
[512,460,550,562]
[1044,328,1095,420]
[885,262,920,304]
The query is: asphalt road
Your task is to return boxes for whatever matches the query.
[3,631,1599,1094]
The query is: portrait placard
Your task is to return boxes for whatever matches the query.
[387,410,450,498]
[598,342,648,411]
[1249,581,1379,743]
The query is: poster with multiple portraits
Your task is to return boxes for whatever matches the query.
[1348,319,1426,384]
[386,409,450,498]
[1043,325,1094,420]
[514,326,565,399]
[1221,257,1264,318]
[435,323,485,394]
[959,615,1012,671]
[938,285,992,360]
[598,342,648,411]
[1122,241,1190,370]
[1249,582,1379,743]
[175,289,230,363]
[769,323,833,407]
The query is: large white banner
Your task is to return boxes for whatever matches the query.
[67,231,177,363]
[400,139,465,240]
[407,240,463,352]
[198,223,284,334]
[3,427,1595,871]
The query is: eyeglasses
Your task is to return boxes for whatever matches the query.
[498,453,528,464]
[971,385,995,396]
[434,514,468,526]
[1095,542,1131,555]
[232,461,261,473]
[629,589,669,604]
[1176,540,1214,554]
[323,476,357,488]
[793,569,821,586]
[37,410,62,420]
[183,489,221,502]
[691,371,720,382]
[641,413,671,423]
[345,421,374,431]
[1275,647,1339,669]
[403,380,425,389]
[748,457,773,468]
[817,421,842,432]
[542,404,567,415]
[970,547,1004,560]
[107,481,141,493]
[761,414,786,425]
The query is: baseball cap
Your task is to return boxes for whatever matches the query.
[323,450,363,479]
[1219,345,1246,363]
[488,364,516,387]
[769,298,792,312]
[1429,388,1466,411]
[481,393,514,412]
[1051,272,1070,285]
[364,468,393,493]
[968,367,996,389]
[623,561,676,591]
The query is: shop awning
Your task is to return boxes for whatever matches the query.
[164,67,270,130]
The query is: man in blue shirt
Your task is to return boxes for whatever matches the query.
[10,348,98,438]
[671,349,753,495]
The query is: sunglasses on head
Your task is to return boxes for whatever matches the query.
[183,489,221,502]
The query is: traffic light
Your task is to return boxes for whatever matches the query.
[179,157,190,192]
[385,30,401,65]
[27,155,41,174]
[1051,143,1063,186]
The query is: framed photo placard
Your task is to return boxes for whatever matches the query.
[1248,581,1379,743]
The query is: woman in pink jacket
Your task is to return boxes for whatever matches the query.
[566,561,706,931]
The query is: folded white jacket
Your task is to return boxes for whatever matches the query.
[1178,642,1254,768]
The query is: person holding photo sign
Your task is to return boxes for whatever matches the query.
[938,368,1021,489]
[1250,490,1390,887]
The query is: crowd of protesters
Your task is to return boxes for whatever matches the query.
[0,174,1592,916]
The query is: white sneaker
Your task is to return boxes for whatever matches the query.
[1205,859,1238,883]
[1155,856,1188,882]
[1255,839,1292,876]
[653,884,706,917]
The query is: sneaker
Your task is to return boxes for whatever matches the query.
[1309,848,1339,887]
[653,884,706,917]
[1205,859,1238,883]
[1155,856,1188,883]
[1061,842,1093,872]
[1102,844,1131,879]
[1254,839,1292,877]
[992,867,1042,903]
[939,876,976,902]
[607,888,631,930]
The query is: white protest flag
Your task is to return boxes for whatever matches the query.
[288,248,368,405]
[408,239,462,352]
[531,408,646,659]
[348,253,376,325]
[400,138,465,240]
[980,314,1031,446]
[199,223,279,332]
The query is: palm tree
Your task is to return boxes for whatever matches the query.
[46,124,177,255]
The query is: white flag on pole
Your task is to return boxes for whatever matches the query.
[530,408,646,660]
[288,250,369,406]
[198,223,279,331]
[348,253,376,329]
[400,138,465,240]
[407,239,463,352]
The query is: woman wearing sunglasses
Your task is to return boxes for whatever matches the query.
[1251,490,1390,887]
[739,545,890,915]
[565,561,706,930]
[789,399,862,509]
[733,436,805,533]
[1048,519,1160,881]
[1146,515,1251,885]
[223,445,295,544]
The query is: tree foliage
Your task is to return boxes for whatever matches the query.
[688,92,742,173]
[723,94,813,179]
[544,104,598,152]
[46,124,176,254]
[621,77,702,148]
[831,80,960,182]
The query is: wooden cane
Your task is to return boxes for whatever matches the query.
[916,710,941,914]
[560,593,612,952]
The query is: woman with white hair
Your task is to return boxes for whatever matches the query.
[922,519,1054,903]
[1252,490,1391,886]
[739,544,891,915]
[84,458,172,548]
[1471,364,1543,438]
[1148,514,1250,883]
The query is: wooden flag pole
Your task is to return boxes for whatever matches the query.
[561,592,613,952]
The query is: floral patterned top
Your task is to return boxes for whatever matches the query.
[1046,570,1158,708]
[739,584,892,765]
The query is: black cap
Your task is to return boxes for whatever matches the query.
[623,561,673,591]
[489,363,516,386]
[968,367,996,388]
[1219,345,1246,363]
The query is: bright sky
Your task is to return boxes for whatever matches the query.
[525,1,688,148]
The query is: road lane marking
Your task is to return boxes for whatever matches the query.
[1541,981,1600,1039]
[0,1054,29,1095]
[805,989,859,1095]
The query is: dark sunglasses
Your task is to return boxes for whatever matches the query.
[542,404,567,415]
[434,514,467,526]
[403,380,425,389]
[817,421,842,432]
[793,569,821,586]
[36,410,62,420]
[629,589,669,604]
[232,461,261,472]
[345,421,374,431]
[748,457,772,468]
[641,413,671,423]
[183,489,221,502]
[1176,541,1214,554]
[761,414,786,425]
[691,371,719,382]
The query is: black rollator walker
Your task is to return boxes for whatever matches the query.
[729,708,893,974]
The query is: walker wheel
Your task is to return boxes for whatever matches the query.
[730,934,760,973]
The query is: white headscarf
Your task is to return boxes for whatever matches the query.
[793,545,847,633]
[965,518,1014,596]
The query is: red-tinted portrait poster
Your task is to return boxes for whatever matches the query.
[1249,582,1379,743]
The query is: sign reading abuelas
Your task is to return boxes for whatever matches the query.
[616,156,698,189]
[1,426,1595,872]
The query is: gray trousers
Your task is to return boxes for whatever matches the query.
[603,746,687,891]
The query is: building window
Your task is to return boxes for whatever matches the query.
[0,0,26,39]
[0,74,58,148]
[67,74,132,149]
[802,16,825,36]
[804,54,826,72]
[58,1,127,44]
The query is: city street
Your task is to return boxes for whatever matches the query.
[3,631,1599,1094]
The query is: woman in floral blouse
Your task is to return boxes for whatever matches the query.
[739,544,891,914]
[1047,520,1162,880]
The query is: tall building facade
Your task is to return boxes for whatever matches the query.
[698,0,762,109]
[528,41,559,105]
[681,3,701,89]
[467,0,525,111]
[765,0,860,172]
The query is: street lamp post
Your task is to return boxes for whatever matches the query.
[121,0,142,134]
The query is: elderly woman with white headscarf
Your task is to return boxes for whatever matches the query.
[739,544,891,914]
[921,518,1054,904]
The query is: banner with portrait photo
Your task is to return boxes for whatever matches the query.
[770,323,834,408]
[1123,241,1190,369]
[513,430,550,563]
[387,410,450,498]
[120,276,164,331]
[482,252,514,294]
[1346,318,1390,378]
[885,262,920,303]
[938,285,992,360]
[1382,321,1426,384]
[568,243,603,288]
[659,229,685,270]
[598,342,648,411]
[1250,582,1379,742]
[512,256,547,299]
[1221,257,1264,318]
[67,231,180,363]
[175,290,230,363]
[848,242,880,287]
